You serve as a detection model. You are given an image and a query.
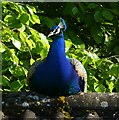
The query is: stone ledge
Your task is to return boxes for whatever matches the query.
[2,92,119,119]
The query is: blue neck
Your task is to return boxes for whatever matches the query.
[47,36,66,61]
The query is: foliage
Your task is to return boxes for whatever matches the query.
[1,2,119,92]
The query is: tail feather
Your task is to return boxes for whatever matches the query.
[70,58,87,92]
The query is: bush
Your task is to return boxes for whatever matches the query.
[1,2,119,92]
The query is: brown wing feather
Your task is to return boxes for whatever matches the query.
[70,58,87,92]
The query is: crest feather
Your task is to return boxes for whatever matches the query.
[58,18,67,31]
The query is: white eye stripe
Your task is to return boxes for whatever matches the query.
[52,29,56,33]
[52,28,61,35]
[54,28,61,34]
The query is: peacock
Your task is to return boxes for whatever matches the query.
[27,18,87,96]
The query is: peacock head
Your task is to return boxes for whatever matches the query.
[48,18,67,38]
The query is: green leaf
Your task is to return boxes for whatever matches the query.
[4,14,22,28]
[30,58,35,65]
[91,25,103,44]
[108,81,114,92]
[79,3,85,14]
[26,5,34,14]
[86,51,99,60]
[94,10,102,22]
[102,10,114,21]
[19,31,27,43]
[31,13,40,24]
[29,27,41,42]
[35,41,48,59]
[65,39,73,52]
[12,33,27,51]
[63,3,75,16]
[78,44,85,49]
[12,37,21,50]
[10,19,22,28]
[26,5,40,24]
[109,64,119,77]
[18,31,29,51]
[40,17,56,28]
[88,3,97,9]
[20,13,29,24]
[2,1,8,7]
[2,28,12,42]
[39,33,49,45]
[9,65,25,77]
[114,47,119,55]
[72,7,78,15]
[18,23,26,31]
[26,39,33,50]
[4,15,14,23]
[115,80,119,92]
[95,84,105,92]
[10,80,23,91]
[28,5,36,13]
[5,49,19,65]
[0,43,6,53]
[22,67,28,77]
[9,2,22,13]
[2,75,10,87]
[110,9,119,15]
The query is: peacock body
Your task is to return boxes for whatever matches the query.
[28,18,87,96]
